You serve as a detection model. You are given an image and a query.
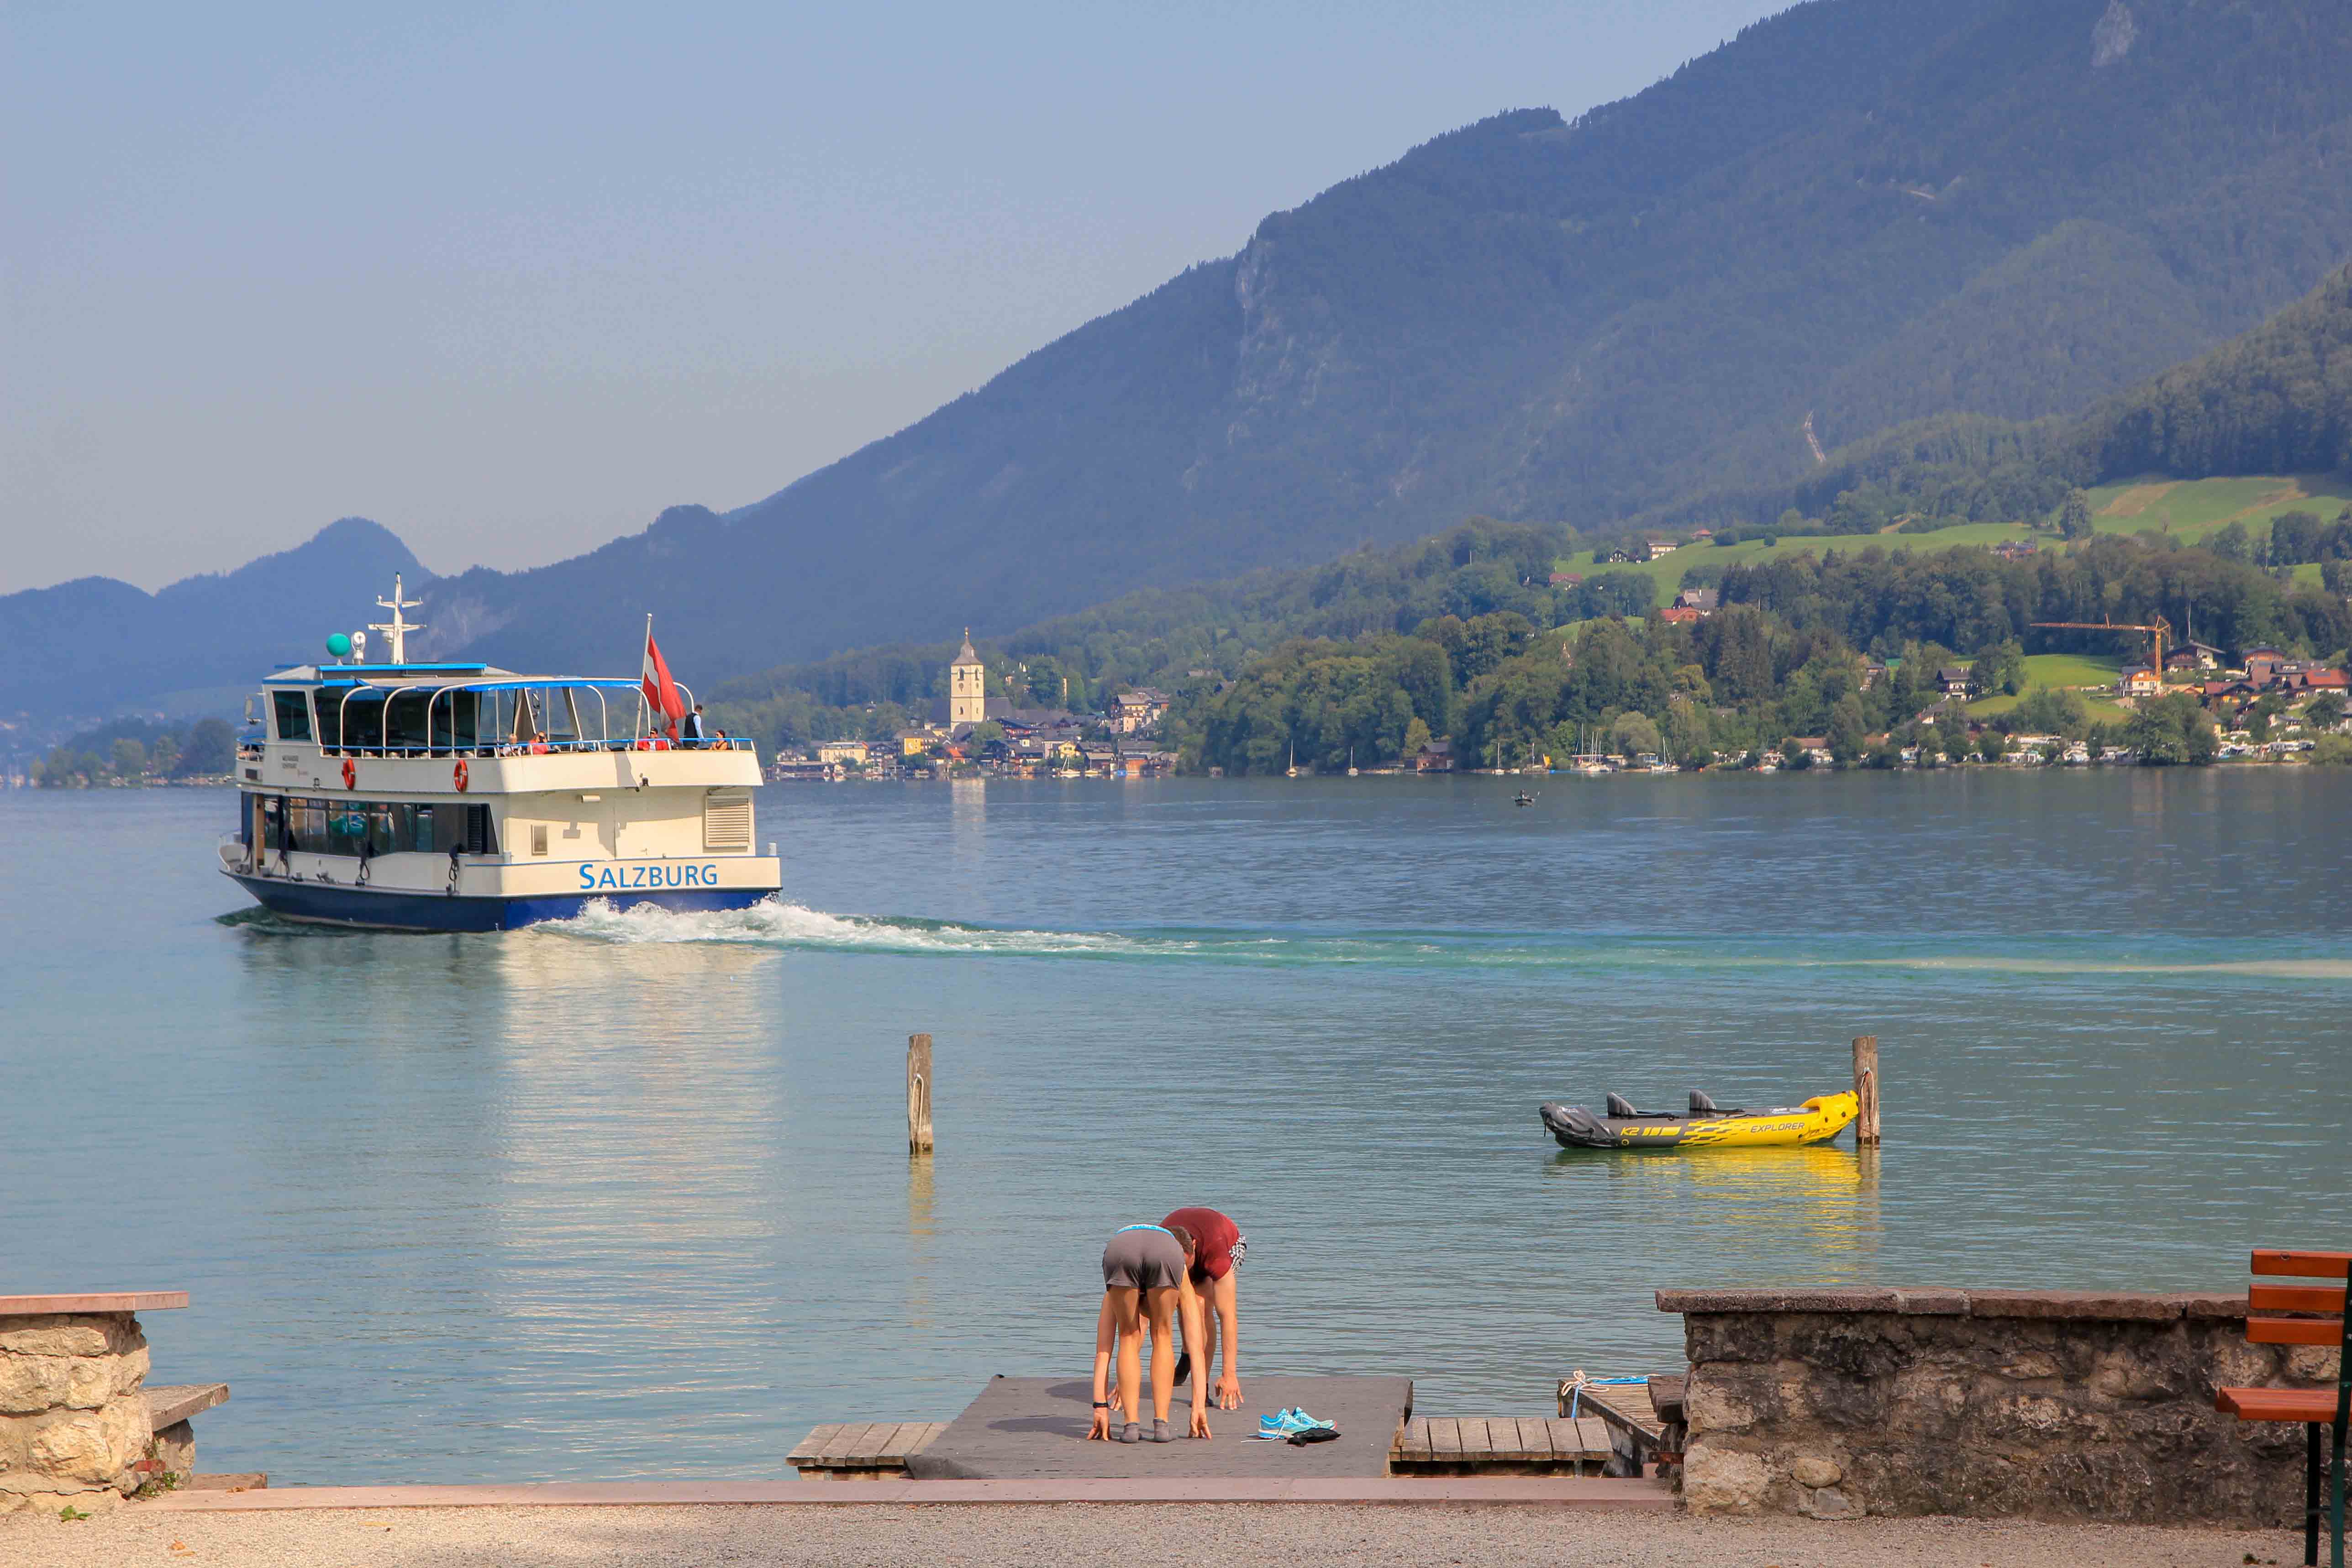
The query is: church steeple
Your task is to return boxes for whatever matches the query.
[949,628,987,728]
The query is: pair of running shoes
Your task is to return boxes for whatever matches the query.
[1254,1407,1338,1441]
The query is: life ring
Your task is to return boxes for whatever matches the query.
[453,759,469,792]
[341,758,356,791]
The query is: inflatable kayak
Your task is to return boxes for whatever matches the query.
[1540,1090,1858,1150]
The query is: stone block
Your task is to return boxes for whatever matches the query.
[2284,1344,2342,1381]
[150,1419,195,1477]
[25,1396,147,1486]
[1682,1443,1768,1512]
[1802,1484,1862,1519]
[0,1315,142,1359]
[1788,1454,1843,1488]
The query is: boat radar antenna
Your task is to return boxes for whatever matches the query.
[369,574,425,666]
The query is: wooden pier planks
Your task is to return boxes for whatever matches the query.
[1389,1415,1610,1472]
[789,1421,951,1476]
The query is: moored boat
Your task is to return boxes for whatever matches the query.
[218,578,781,931]
[1539,1090,1858,1150]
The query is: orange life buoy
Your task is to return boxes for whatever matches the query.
[341,758,356,791]
[453,759,469,792]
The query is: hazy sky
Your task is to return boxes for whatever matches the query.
[4,1,1789,595]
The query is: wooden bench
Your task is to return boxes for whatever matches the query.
[2216,1250,2350,1568]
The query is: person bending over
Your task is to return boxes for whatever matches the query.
[1163,1205,1245,1410]
[1088,1222,1211,1443]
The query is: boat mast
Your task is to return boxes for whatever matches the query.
[370,574,425,666]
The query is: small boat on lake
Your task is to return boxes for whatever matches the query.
[1540,1090,1857,1150]
[218,577,781,931]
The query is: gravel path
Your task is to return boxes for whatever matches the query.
[0,1503,2304,1568]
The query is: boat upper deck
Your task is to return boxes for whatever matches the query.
[242,660,761,795]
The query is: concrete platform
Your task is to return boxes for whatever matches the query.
[907,1375,1413,1480]
[149,1476,1674,1510]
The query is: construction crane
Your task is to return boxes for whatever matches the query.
[2030,616,2172,681]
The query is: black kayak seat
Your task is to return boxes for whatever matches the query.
[1689,1090,1748,1116]
[1604,1092,1678,1120]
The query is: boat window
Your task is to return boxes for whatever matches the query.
[465,803,494,855]
[384,691,432,754]
[338,693,386,754]
[430,691,480,753]
[272,691,313,742]
[325,800,372,856]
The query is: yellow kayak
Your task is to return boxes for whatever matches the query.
[1540,1090,1858,1150]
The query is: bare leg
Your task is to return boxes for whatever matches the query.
[1110,1289,1143,1430]
[1145,1287,1180,1424]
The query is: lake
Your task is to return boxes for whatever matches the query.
[3,770,2347,1483]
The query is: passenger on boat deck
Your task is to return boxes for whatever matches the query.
[1089,1223,1211,1444]
[681,705,708,746]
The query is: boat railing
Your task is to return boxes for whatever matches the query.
[305,736,756,760]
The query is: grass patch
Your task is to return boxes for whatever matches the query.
[2080,474,2352,545]
[1554,520,2041,592]
[1966,653,2130,721]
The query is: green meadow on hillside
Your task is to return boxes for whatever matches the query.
[1554,523,2042,591]
[2082,474,2352,544]
[1967,653,2129,721]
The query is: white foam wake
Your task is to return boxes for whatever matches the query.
[538,896,1158,958]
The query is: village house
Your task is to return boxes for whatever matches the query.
[1936,665,1978,697]
[1597,547,1636,564]
[1414,738,1455,773]
[1992,539,2038,560]
[1111,688,1170,734]
[1659,605,1701,625]
[2117,666,2162,698]
[1860,660,1890,689]
[1548,570,1584,587]
[2168,641,2225,672]
[2242,647,2288,685]
[1674,587,1720,613]
[816,739,871,768]
[1644,539,1680,561]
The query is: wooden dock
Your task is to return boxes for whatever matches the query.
[1389,1416,1612,1475]
[788,1421,950,1478]
[1559,1376,1685,1479]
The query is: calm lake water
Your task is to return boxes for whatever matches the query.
[4,772,2348,1483]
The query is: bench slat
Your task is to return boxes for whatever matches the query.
[2252,1250,2352,1280]
[2249,1283,2348,1315]
[2220,1386,2347,1422]
[2248,1317,2349,1346]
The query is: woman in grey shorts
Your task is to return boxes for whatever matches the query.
[1088,1223,1211,1443]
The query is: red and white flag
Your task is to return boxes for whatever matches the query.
[640,616,684,738]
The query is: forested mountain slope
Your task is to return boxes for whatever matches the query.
[413,0,2352,681]
[0,520,424,722]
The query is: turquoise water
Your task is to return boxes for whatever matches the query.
[3,771,2348,1483]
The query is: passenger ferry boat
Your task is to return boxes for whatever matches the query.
[219,578,780,931]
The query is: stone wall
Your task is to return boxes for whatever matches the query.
[1660,1287,2339,1524]
[0,1312,155,1514]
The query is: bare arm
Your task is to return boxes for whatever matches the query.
[1088,1295,1115,1439]
[1180,1277,1212,1437]
[1212,1268,1242,1409]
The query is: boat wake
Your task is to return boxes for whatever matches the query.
[524,898,2352,980]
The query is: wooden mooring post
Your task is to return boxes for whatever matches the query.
[1852,1034,1881,1146]
[907,1033,935,1154]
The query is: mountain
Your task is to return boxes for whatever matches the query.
[0,519,425,722]
[410,0,2352,683]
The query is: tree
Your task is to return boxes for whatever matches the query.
[2057,489,2094,540]
[2306,691,2348,731]
[1826,695,1868,765]
[1609,710,1663,757]
[111,738,147,779]
[1403,716,1432,757]
[1977,728,2008,763]
[179,718,234,775]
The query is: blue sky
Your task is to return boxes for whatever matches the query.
[3,1,1789,593]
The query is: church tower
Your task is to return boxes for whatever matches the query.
[949,630,987,728]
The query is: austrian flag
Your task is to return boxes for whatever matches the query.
[640,616,684,738]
